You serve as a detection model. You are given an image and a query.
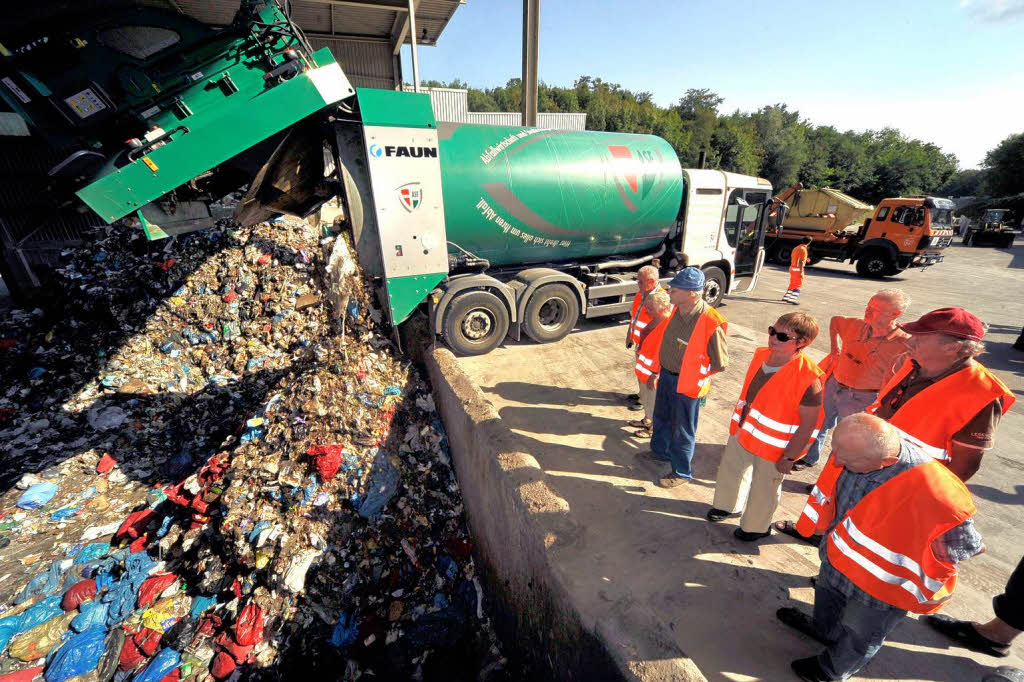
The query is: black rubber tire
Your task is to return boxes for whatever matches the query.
[522,283,580,344]
[999,234,1015,248]
[442,290,510,356]
[701,266,727,307]
[855,250,891,278]
[770,241,794,265]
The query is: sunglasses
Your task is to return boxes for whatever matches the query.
[768,326,800,343]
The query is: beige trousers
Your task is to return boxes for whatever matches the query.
[638,380,657,420]
[712,435,786,533]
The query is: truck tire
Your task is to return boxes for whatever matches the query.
[807,256,824,266]
[701,266,727,307]
[999,234,1015,248]
[855,250,891,278]
[522,283,580,344]
[442,290,510,356]
[770,241,794,265]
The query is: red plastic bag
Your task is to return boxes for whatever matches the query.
[96,453,117,474]
[214,632,253,664]
[307,444,343,481]
[138,574,178,609]
[117,508,157,542]
[118,637,146,671]
[61,578,98,611]
[234,604,264,646]
[210,651,236,680]
[159,668,182,682]
[0,666,44,682]
[135,627,164,657]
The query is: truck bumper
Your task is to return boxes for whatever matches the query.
[910,252,944,267]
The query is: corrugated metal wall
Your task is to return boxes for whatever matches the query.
[310,37,398,90]
[466,112,588,131]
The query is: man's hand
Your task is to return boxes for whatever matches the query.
[775,458,796,475]
[646,375,657,390]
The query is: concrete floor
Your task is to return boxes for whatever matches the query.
[458,241,1024,682]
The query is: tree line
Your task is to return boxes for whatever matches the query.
[424,77,1023,208]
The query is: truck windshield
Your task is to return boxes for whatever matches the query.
[929,209,951,227]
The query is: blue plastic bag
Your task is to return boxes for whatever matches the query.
[328,613,359,648]
[0,595,63,653]
[132,647,181,682]
[357,451,399,520]
[44,627,106,682]
[16,562,68,604]
[71,601,110,633]
[18,482,59,509]
[72,543,111,565]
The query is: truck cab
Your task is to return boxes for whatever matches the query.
[855,196,954,276]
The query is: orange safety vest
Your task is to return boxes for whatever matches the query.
[634,311,673,383]
[866,358,1015,464]
[729,348,825,462]
[675,306,728,398]
[629,288,662,345]
[793,352,838,536]
[824,459,977,614]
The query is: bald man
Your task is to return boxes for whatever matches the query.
[777,414,983,682]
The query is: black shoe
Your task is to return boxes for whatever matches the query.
[628,402,644,411]
[791,656,836,682]
[777,607,833,646]
[1014,337,1024,352]
[923,614,1011,657]
[706,508,741,523]
[804,482,814,494]
[734,527,771,542]
[622,392,641,403]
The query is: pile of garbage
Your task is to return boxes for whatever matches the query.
[0,219,507,681]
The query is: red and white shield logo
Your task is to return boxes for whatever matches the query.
[398,183,422,212]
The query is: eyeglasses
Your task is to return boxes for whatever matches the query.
[768,326,799,343]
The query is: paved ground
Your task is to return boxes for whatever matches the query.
[458,241,1024,682]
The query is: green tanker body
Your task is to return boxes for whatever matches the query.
[436,123,684,266]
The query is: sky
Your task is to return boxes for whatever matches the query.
[402,0,1024,168]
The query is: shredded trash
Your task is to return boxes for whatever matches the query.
[0,219,508,680]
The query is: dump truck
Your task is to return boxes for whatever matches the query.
[962,209,1019,248]
[766,184,954,278]
[0,1,775,355]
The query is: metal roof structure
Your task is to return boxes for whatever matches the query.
[139,0,465,89]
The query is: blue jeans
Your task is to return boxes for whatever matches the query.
[812,581,906,679]
[804,377,877,466]
[650,368,701,478]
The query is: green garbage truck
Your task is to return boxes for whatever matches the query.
[1,0,775,355]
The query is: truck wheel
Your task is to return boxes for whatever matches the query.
[442,290,510,356]
[701,266,727,307]
[1000,234,1015,248]
[807,256,824,266]
[522,284,579,344]
[855,251,890,278]
[770,242,793,265]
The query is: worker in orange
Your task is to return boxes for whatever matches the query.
[783,236,812,305]
[706,312,823,541]
[796,289,911,471]
[786,306,1014,546]
[624,265,665,412]
[777,414,984,682]
[626,290,673,438]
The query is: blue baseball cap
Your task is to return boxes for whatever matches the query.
[667,267,705,291]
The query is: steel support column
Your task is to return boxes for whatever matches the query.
[408,0,421,92]
[521,0,539,127]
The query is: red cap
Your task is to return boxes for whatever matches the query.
[900,307,985,341]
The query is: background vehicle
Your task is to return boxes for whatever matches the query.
[963,209,1019,248]
[766,184,954,278]
[0,1,774,355]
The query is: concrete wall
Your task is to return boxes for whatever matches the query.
[424,347,707,682]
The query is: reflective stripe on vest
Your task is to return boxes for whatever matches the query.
[795,457,843,537]
[824,459,976,614]
[634,312,672,384]
[868,358,1015,471]
[728,348,824,461]
[635,351,657,378]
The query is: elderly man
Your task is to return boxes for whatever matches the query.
[638,267,728,488]
[869,306,1014,481]
[798,289,911,470]
[624,265,665,410]
[777,413,983,682]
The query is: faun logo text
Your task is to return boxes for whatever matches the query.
[369,144,438,159]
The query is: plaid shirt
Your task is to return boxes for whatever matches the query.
[818,442,984,612]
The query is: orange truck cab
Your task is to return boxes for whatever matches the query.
[854,197,954,276]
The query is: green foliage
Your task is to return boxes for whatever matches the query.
[938,169,986,197]
[982,133,1024,197]
[424,76,976,203]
